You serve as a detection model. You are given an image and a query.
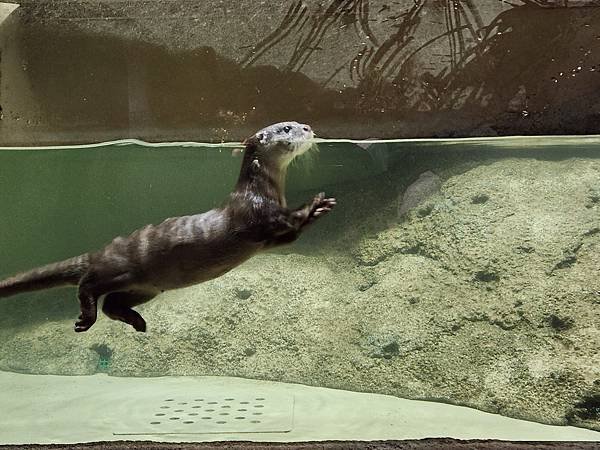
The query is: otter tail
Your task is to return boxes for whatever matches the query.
[0,254,89,298]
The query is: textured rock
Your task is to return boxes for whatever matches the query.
[1,156,599,431]
[397,171,442,218]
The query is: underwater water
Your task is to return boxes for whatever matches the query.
[0,136,599,443]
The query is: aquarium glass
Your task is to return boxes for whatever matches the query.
[1,0,599,445]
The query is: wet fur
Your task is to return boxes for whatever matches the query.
[0,122,336,332]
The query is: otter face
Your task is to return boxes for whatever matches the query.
[246,121,315,160]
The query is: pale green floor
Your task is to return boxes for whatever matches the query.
[0,371,599,445]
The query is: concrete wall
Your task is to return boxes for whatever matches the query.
[1,0,600,144]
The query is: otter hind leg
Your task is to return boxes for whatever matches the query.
[75,273,137,332]
[102,291,156,332]
[74,284,101,333]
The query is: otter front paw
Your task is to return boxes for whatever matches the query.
[309,192,336,221]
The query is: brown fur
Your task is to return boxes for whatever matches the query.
[0,122,336,332]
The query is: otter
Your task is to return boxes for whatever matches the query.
[0,121,336,332]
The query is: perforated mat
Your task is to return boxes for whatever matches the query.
[112,391,294,435]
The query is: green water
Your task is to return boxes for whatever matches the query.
[0,139,381,274]
[0,136,599,435]
[2,135,598,274]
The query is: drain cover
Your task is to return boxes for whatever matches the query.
[113,391,294,435]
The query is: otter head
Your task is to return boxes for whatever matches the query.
[243,121,315,166]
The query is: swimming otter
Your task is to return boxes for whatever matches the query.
[0,121,336,332]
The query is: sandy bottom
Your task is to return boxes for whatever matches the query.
[0,371,599,445]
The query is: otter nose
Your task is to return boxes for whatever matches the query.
[302,125,312,132]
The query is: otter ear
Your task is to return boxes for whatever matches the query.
[243,133,261,148]
[243,130,272,148]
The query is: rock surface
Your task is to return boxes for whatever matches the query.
[397,171,442,218]
[1,156,599,431]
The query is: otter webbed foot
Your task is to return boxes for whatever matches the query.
[307,192,336,223]
[266,193,336,246]
[74,286,98,332]
[74,315,96,332]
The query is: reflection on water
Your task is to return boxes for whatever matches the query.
[0,137,598,433]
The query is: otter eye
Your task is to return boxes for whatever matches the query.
[282,126,292,133]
